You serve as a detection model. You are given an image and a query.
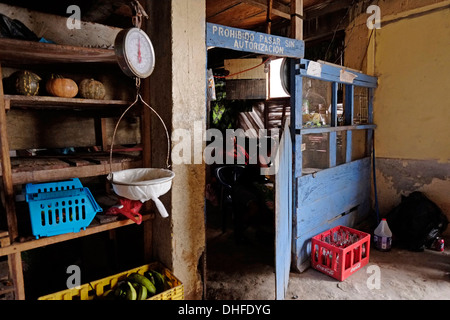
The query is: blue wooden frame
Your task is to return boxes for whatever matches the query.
[291,59,378,272]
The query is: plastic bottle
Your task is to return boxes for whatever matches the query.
[373,218,392,251]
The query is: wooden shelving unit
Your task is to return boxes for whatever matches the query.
[3,154,142,185]
[0,38,117,65]
[0,38,152,299]
[0,213,154,257]
[3,95,131,110]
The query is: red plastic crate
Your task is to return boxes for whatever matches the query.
[311,225,370,281]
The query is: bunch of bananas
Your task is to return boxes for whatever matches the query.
[100,270,167,300]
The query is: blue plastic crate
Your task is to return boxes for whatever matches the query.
[24,178,103,239]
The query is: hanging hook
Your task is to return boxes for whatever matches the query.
[131,0,149,29]
[135,77,141,93]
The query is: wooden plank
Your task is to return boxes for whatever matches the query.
[226,79,266,99]
[8,253,25,299]
[62,158,93,167]
[289,58,303,179]
[206,0,242,19]
[4,95,131,110]
[207,3,266,28]
[293,207,364,272]
[296,176,369,232]
[300,59,378,88]
[344,84,354,125]
[0,38,116,65]
[292,157,371,272]
[367,87,374,124]
[241,0,291,19]
[0,214,153,257]
[266,0,274,34]
[294,134,303,178]
[275,121,292,300]
[304,0,353,20]
[366,129,374,158]
[0,64,19,242]
[206,23,304,58]
[296,157,370,206]
[297,124,376,135]
[329,131,337,167]
[10,157,70,172]
[10,159,141,185]
[224,58,266,80]
[346,130,353,163]
[290,0,304,40]
[344,84,354,163]
[330,82,338,127]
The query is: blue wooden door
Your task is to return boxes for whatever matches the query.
[290,59,378,272]
[275,121,292,300]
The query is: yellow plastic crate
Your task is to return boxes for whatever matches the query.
[38,262,183,300]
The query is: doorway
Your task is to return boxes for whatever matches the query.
[204,47,278,299]
[203,23,305,300]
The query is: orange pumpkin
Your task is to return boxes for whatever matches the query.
[46,75,78,98]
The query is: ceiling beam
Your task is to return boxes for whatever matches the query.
[304,0,354,20]
[240,0,291,19]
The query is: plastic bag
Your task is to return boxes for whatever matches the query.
[386,192,448,251]
[0,13,39,41]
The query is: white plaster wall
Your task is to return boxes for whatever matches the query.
[170,0,207,300]
[0,3,120,47]
[148,0,206,300]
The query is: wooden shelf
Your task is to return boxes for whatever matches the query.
[0,154,142,185]
[0,38,117,65]
[0,213,154,257]
[4,95,132,110]
[297,124,377,134]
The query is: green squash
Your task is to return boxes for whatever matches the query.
[79,78,106,100]
[12,70,41,96]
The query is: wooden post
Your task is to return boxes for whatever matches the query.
[0,64,18,242]
[331,82,338,127]
[0,64,25,299]
[329,131,337,168]
[290,0,303,178]
[290,0,303,40]
[140,0,153,263]
[345,84,354,163]
[366,87,375,157]
[266,0,273,34]
[8,253,25,299]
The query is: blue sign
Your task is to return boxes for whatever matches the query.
[206,23,304,58]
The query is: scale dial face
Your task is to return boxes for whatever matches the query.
[115,28,155,79]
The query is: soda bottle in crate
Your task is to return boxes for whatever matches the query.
[311,226,371,281]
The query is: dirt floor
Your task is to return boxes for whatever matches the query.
[205,217,450,300]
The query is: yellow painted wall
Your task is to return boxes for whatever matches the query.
[373,4,450,162]
[345,1,450,223]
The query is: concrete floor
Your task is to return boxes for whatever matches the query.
[206,225,450,300]
[2,228,449,300]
